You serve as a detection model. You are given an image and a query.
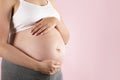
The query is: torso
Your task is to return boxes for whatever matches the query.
[10,0,65,63]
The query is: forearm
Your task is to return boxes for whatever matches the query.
[55,19,70,45]
[0,43,40,71]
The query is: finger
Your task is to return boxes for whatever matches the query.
[36,28,47,36]
[54,62,61,65]
[31,23,41,33]
[31,19,44,32]
[33,18,44,26]
[32,23,43,34]
[49,71,54,75]
[32,24,45,35]
[36,25,48,36]
[49,68,56,75]
[51,67,56,72]
[49,68,59,75]
[32,28,41,35]
[52,61,61,65]
[52,64,61,69]
[49,67,60,75]
[38,27,51,36]
[35,18,43,24]
[35,19,44,27]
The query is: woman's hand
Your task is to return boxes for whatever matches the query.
[37,59,61,75]
[31,17,58,36]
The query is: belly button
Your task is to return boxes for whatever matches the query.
[56,48,61,52]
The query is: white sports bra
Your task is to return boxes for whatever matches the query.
[12,0,61,33]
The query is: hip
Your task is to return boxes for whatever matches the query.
[1,58,63,80]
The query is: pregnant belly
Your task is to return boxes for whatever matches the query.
[12,27,65,63]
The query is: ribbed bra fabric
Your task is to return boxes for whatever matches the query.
[12,0,61,33]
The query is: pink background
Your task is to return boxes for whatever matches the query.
[0,0,120,80]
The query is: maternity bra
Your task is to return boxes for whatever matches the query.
[12,0,61,33]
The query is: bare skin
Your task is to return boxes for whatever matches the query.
[13,26,65,62]
[0,0,70,75]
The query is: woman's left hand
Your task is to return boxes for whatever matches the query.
[31,17,58,36]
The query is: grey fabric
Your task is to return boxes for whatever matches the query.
[1,58,63,80]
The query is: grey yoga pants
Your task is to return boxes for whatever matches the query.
[1,58,63,80]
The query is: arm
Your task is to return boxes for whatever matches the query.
[50,0,70,45]
[31,0,70,45]
[0,0,39,71]
[0,0,61,75]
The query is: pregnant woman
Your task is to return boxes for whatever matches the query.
[0,0,70,80]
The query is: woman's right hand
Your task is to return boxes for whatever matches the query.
[37,59,61,75]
